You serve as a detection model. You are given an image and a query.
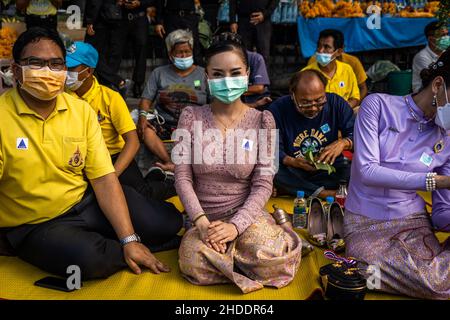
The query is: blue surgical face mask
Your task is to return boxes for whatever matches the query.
[316,52,335,67]
[172,56,194,70]
[208,76,248,104]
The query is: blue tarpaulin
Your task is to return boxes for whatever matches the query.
[297,16,437,58]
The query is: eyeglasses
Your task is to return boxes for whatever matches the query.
[19,57,66,71]
[292,94,327,109]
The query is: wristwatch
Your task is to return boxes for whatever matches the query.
[120,233,141,246]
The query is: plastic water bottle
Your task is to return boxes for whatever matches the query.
[335,180,348,208]
[293,191,307,229]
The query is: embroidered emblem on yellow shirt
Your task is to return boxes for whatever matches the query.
[69,146,84,167]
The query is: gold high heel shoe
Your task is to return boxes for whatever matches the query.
[326,203,345,252]
[307,198,327,247]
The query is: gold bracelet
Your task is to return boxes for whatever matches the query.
[193,213,206,223]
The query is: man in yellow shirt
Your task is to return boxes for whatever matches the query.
[65,41,176,200]
[16,0,61,30]
[0,28,182,279]
[307,30,368,100]
[302,29,360,109]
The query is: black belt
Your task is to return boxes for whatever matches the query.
[28,14,56,19]
[126,11,146,21]
[167,9,197,17]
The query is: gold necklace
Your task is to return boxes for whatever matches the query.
[213,107,246,131]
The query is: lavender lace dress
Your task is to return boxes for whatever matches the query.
[174,105,302,293]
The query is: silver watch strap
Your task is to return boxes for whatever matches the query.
[120,233,141,246]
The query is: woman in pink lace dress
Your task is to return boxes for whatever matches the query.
[174,33,302,293]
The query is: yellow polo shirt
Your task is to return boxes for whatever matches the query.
[308,53,368,85]
[0,88,115,228]
[68,76,136,156]
[302,59,360,102]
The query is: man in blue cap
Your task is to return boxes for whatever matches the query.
[66,41,177,201]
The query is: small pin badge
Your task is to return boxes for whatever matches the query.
[320,123,330,134]
[420,152,433,167]
[242,139,253,151]
[434,140,444,153]
[16,138,29,150]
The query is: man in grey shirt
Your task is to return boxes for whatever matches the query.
[137,30,208,173]
[141,64,208,133]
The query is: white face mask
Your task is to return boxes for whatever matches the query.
[65,68,89,91]
[434,83,450,130]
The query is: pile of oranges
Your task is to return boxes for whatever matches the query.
[300,0,365,18]
[300,0,440,18]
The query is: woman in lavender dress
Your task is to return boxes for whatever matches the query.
[345,50,450,299]
[173,33,302,293]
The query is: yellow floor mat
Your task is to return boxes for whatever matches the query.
[0,193,446,300]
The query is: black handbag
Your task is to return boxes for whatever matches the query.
[100,3,123,21]
[320,261,367,300]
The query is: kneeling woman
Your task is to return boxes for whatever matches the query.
[345,50,450,300]
[174,33,302,293]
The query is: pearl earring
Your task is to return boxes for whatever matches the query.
[432,94,437,107]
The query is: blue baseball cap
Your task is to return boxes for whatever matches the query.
[66,41,99,68]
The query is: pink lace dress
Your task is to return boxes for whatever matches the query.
[174,105,302,293]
